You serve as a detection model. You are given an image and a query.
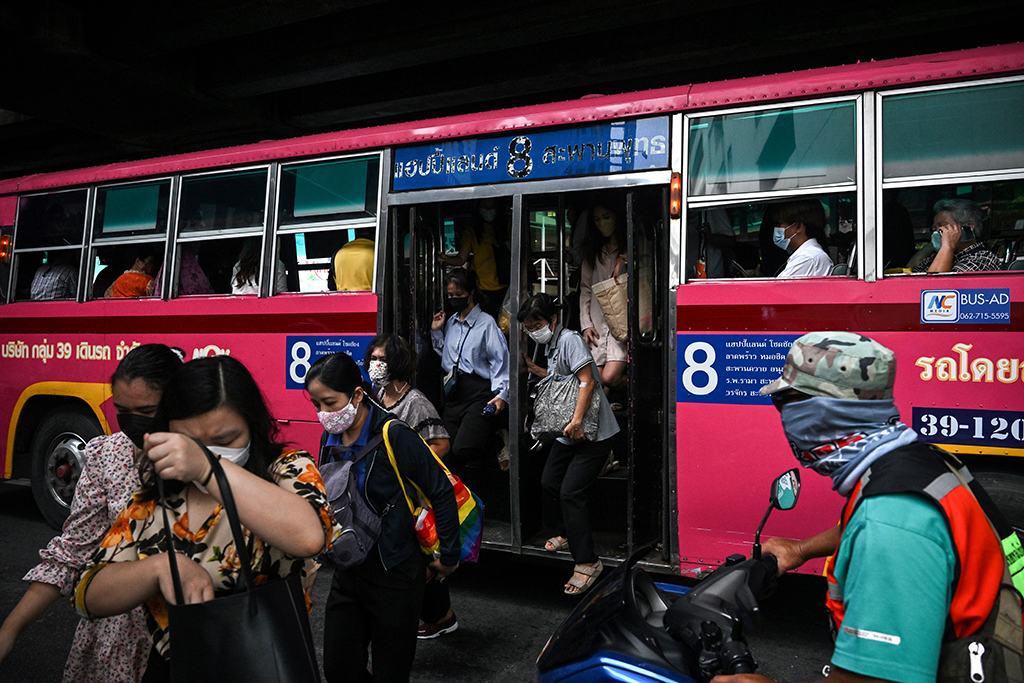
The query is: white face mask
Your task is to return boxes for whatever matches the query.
[527,325,554,345]
[207,442,251,468]
[318,401,358,434]
[195,441,251,493]
[367,360,389,385]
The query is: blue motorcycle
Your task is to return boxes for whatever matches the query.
[537,468,801,683]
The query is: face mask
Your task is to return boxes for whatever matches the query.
[207,441,251,468]
[480,208,497,222]
[930,231,943,251]
[446,296,469,314]
[319,401,358,434]
[367,360,389,385]
[773,224,795,252]
[595,215,616,237]
[117,413,157,450]
[527,325,554,345]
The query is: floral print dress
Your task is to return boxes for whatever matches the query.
[74,449,339,663]
[23,432,150,683]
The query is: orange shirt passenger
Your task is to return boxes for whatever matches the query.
[104,255,157,298]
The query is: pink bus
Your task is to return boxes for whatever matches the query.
[1,43,1022,576]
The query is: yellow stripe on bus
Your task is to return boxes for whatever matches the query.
[5,382,112,478]
[933,444,1024,458]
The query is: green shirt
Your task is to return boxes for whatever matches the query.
[831,493,957,683]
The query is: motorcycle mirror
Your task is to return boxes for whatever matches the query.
[770,468,801,511]
[753,468,801,560]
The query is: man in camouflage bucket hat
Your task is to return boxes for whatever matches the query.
[759,331,896,401]
[715,332,1023,683]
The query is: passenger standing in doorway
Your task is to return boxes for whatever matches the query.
[519,293,619,595]
[437,198,510,320]
[579,200,628,398]
[431,269,510,470]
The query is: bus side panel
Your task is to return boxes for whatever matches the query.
[0,293,379,474]
[675,276,1024,575]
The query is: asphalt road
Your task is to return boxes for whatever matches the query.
[0,481,833,683]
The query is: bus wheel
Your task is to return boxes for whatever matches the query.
[30,411,103,530]
[972,469,1024,536]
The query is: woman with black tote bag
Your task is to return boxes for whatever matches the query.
[74,356,341,683]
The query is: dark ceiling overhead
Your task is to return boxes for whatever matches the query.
[1,0,1022,180]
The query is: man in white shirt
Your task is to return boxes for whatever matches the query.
[772,199,834,278]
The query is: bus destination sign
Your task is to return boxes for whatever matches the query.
[392,117,669,191]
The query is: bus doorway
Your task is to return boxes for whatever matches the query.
[517,188,670,564]
[385,187,671,567]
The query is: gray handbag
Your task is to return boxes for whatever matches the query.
[530,374,601,441]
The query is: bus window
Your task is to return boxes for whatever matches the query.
[881,80,1024,274]
[885,180,1024,273]
[686,99,858,281]
[882,81,1024,179]
[12,190,87,301]
[278,156,380,226]
[90,181,171,298]
[277,228,374,293]
[179,169,267,233]
[686,194,857,279]
[92,244,163,298]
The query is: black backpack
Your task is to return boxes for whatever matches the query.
[318,430,390,569]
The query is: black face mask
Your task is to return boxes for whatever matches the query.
[446,296,470,315]
[117,413,158,450]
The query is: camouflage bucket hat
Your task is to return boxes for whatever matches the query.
[760,332,896,400]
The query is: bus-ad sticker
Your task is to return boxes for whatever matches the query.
[676,334,798,405]
[392,117,669,191]
[921,288,1010,324]
[286,335,374,389]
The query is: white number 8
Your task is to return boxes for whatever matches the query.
[290,341,312,384]
[682,342,718,396]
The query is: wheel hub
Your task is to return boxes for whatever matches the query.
[44,432,87,508]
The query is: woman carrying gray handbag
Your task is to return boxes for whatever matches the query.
[519,293,619,596]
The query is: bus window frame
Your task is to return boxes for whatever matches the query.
[88,176,174,301]
[875,75,1024,279]
[10,188,90,303]
[170,165,271,298]
[680,94,866,285]
[273,152,385,296]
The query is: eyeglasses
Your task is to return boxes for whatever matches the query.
[771,389,812,412]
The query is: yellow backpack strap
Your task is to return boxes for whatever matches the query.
[383,420,419,516]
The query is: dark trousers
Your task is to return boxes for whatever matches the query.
[323,551,425,683]
[420,575,452,624]
[541,438,611,565]
[442,373,506,471]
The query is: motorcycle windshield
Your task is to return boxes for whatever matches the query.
[536,569,627,672]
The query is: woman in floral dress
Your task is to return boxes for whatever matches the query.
[73,355,339,683]
[0,344,184,683]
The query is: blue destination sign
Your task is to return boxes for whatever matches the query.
[920,288,1011,324]
[392,117,670,191]
[676,334,799,405]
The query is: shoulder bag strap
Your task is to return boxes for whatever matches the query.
[156,475,186,606]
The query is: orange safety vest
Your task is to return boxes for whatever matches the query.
[825,441,1006,642]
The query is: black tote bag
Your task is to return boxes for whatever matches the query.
[156,444,320,683]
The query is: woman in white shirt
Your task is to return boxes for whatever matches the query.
[772,199,834,278]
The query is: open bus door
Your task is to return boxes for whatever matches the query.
[385,188,671,567]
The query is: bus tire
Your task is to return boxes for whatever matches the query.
[30,410,103,530]
[972,469,1024,536]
